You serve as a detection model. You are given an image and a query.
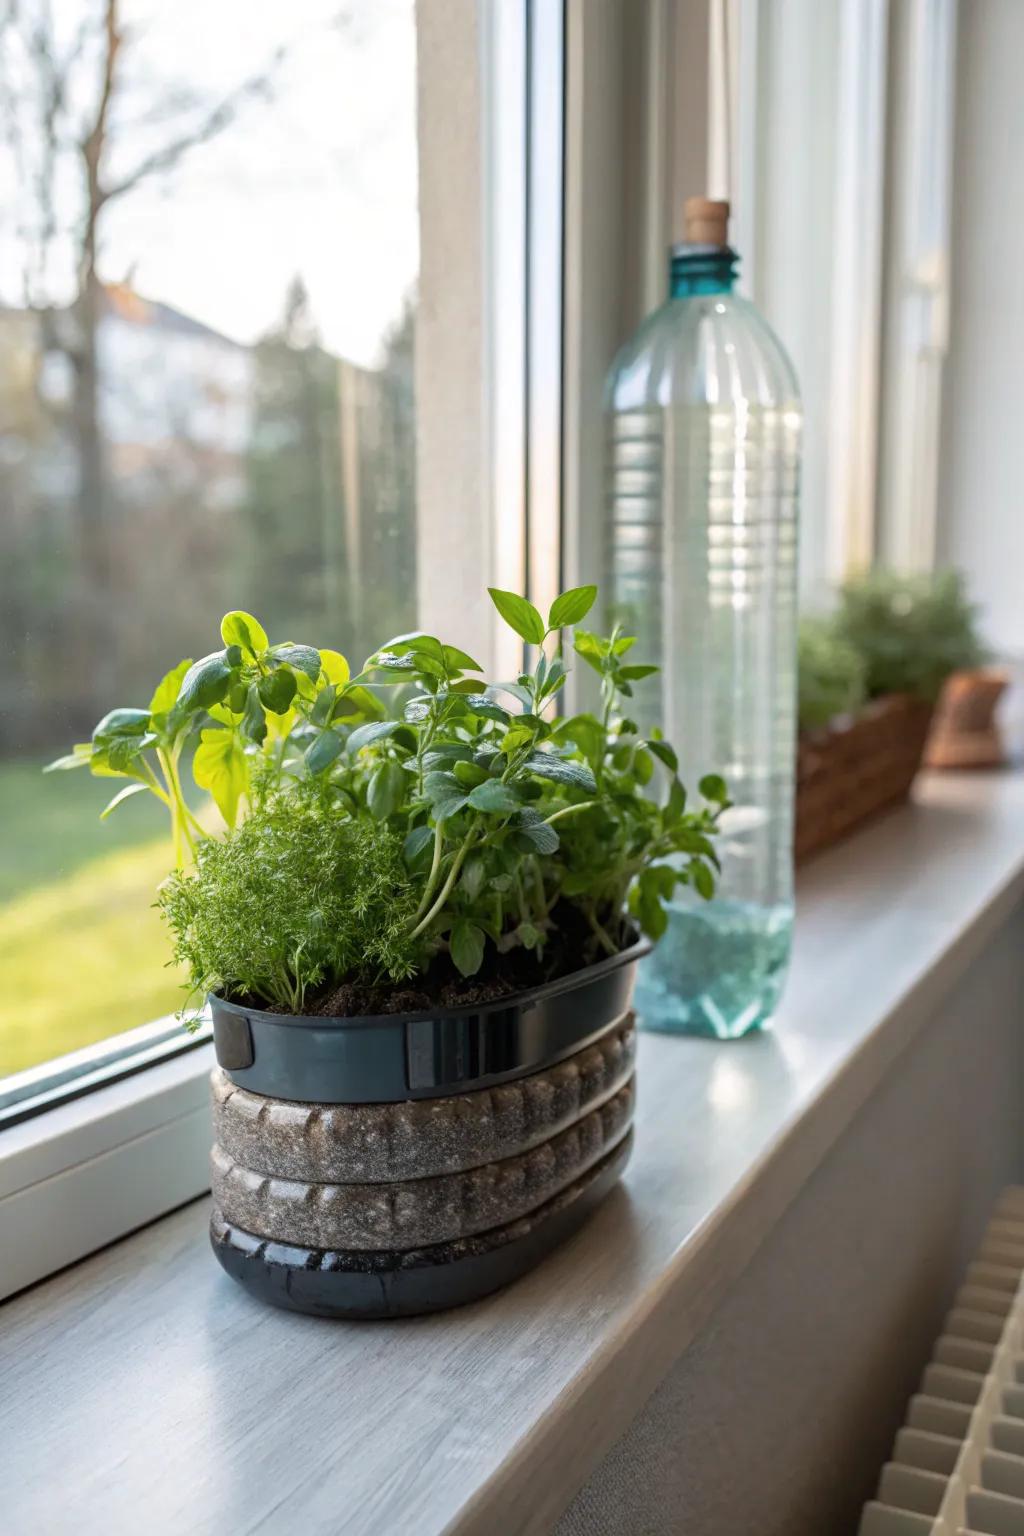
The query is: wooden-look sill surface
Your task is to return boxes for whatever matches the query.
[3,771,1024,1536]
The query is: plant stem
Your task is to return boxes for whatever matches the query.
[153,748,184,868]
[182,802,208,839]
[414,696,436,797]
[530,857,548,921]
[585,906,618,957]
[158,745,204,863]
[169,741,212,845]
[408,817,480,940]
[412,820,445,922]
[139,757,172,807]
[512,866,526,926]
[542,799,598,826]
[594,623,622,793]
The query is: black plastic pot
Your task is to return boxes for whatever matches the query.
[209,940,648,1320]
[210,936,650,1103]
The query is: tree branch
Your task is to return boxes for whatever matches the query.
[101,56,282,205]
[77,0,123,288]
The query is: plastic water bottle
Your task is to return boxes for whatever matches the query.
[606,198,801,1038]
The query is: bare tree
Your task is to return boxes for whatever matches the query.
[0,0,281,680]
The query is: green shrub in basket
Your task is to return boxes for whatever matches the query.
[834,569,985,704]
[797,619,867,733]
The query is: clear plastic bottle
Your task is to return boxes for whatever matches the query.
[606,198,801,1038]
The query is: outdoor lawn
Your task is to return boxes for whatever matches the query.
[0,760,189,1077]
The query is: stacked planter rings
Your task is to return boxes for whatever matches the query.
[209,938,648,1318]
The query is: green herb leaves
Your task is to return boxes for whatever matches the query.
[450,920,486,977]
[193,730,248,829]
[149,659,192,717]
[177,652,233,714]
[487,583,597,646]
[221,611,268,657]
[487,589,546,645]
[524,753,596,793]
[258,669,297,715]
[466,779,521,813]
[367,760,406,820]
[51,588,729,1012]
[549,585,597,628]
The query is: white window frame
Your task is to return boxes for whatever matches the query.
[876,0,958,574]
[0,1039,213,1301]
[725,0,957,597]
[562,0,711,702]
[0,0,567,1302]
[0,1019,214,1302]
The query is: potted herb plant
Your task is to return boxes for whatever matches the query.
[796,569,985,860]
[49,585,727,1318]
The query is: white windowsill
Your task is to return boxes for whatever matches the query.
[2,770,1024,1536]
[0,1038,213,1300]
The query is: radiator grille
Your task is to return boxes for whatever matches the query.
[860,1187,1024,1535]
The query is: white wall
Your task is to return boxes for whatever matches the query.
[558,908,1024,1535]
[937,0,1024,659]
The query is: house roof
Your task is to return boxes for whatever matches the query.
[102,284,247,350]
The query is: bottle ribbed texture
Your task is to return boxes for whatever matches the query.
[606,287,801,1037]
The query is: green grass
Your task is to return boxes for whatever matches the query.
[0,759,189,1077]
[0,758,176,903]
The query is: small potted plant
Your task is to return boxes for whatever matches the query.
[919,575,1006,770]
[49,585,727,1318]
[925,667,1009,769]
[795,570,984,860]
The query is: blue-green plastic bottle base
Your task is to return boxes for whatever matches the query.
[635,899,793,1040]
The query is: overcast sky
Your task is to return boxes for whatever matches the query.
[0,0,418,368]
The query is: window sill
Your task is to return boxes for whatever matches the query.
[2,770,1024,1536]
[0,1038,213,1300]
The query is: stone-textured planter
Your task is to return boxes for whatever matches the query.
[924,667,1009,770]
[212,1079,634,1251]
[209,946,646,1319]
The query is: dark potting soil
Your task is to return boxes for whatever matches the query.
[258,902,628,1018]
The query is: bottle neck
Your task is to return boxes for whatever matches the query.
[669,245,738,298]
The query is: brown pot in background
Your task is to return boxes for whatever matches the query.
[924,667,1009,770]
[795,694,935,864]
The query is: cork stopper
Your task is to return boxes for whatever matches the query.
[683,197,730,247]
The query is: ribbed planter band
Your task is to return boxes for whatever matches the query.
[211,1018,636,1184]
[211,1078,634,1251]
[209,1131,634,1320]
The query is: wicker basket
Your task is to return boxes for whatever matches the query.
[795,694,935,863]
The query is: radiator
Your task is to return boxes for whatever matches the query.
[860,1187,1024,1535]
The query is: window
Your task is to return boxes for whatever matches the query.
[0,0,560,1295]
[719,0,961,604]
[0,0,978,1297]
[0,0,419,1084]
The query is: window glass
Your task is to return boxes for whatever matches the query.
[0,0,418,1076]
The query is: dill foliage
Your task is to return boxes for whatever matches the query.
[158,780,419,1012]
